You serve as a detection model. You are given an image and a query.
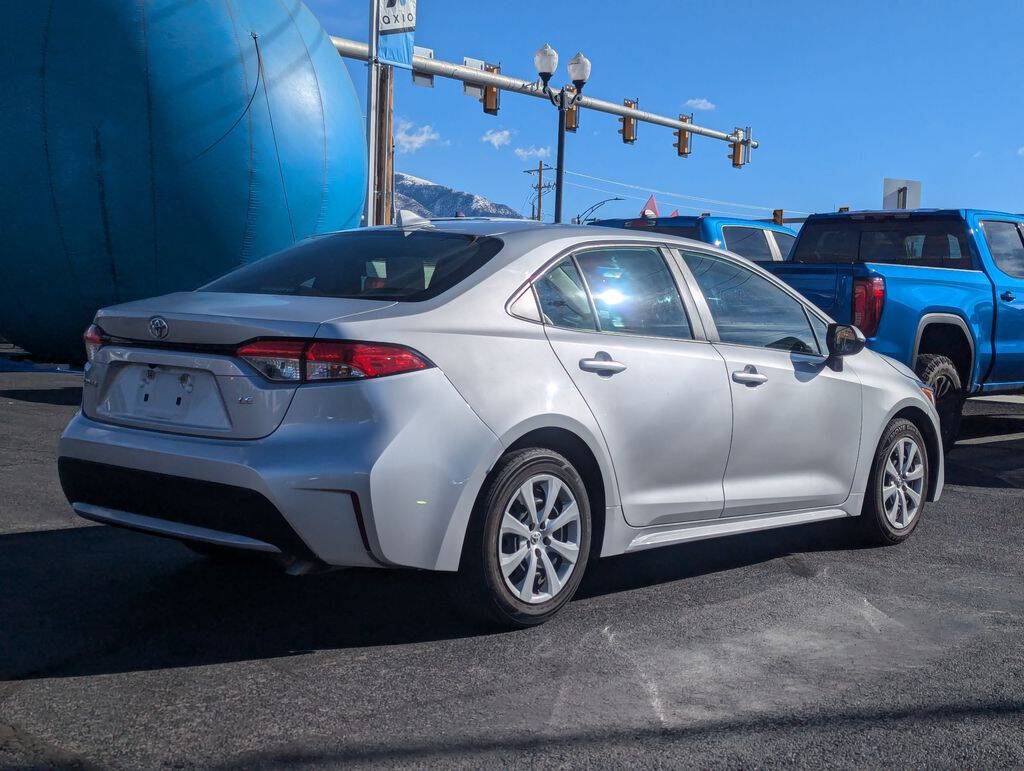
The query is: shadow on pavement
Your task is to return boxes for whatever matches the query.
[0,387,83,406]
[213,699,1024,767]
[945,404,1024,488]
[0,518,857,682]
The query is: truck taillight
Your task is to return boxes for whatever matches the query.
[83,324,105,363]
[852,276,885,337]
[236,340,430,383]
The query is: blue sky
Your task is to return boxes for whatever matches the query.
[308,0,1024,221]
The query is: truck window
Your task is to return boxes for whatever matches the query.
[772,231,796,259]
[979,221,1024,278]
[646,225,701,241]
[792,217,973,268]
[721,227,774,262]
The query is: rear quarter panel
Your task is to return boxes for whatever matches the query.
[864,263,992,388]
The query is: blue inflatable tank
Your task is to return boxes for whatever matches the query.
[0,0,366,360]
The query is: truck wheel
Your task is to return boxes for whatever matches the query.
[857,418,929,546]
[915,354,963,452]
[455,447,592,629]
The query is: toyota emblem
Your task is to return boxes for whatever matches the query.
[148,316,169,340]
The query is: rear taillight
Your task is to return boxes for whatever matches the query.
[852,276,885,337]
[237,339,430,383]
[83,324,105,363]
[236,340,306,382]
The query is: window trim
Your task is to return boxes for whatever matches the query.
[978,219,1024,280]
[509,239,712,342]
[670,246,830,357]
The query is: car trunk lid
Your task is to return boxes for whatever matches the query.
[84,293,396,439]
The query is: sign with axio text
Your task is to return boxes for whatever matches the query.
[378,0,417,69]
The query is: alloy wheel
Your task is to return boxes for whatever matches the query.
[881,436,925,529]
[497,474,582,604]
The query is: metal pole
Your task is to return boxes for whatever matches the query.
[330,36,758,148]
[554,93,567,224]
[537,162,544,222]
[364,3,380,226]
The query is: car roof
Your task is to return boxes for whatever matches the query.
[355,218,704,244]
[589,215,796,234]
[804,208,1024,222]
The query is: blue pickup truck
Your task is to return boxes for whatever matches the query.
[590,214,798,263]
[768,209,1024,449]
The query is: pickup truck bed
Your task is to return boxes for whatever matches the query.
[765,209,1024,448]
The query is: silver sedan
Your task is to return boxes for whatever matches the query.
[59,219,943,627]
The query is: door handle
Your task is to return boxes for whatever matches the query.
[732,365,768,386]
[1001,290,1016,302]
[579,354,627,376]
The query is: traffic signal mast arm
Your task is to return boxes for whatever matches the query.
[331,35,759,154]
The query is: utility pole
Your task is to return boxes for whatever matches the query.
[523,162,553,221]
[373,64,395,225]
[364,0,381,226]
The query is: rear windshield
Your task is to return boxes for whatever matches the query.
[791,217,973,269]
[203,230,504,301]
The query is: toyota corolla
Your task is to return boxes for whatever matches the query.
[58,219,943,627]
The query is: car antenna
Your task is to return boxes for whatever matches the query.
[395,209,434,231]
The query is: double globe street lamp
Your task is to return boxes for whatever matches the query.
[533,44,591,224]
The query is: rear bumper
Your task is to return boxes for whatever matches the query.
[58,369,502,570]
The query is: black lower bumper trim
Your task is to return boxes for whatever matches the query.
[58,457,316,560]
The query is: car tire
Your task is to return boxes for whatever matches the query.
[858,418,929,546]
[456,447,592,629]
[914,353,963,452]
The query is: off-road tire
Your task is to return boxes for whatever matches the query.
[915,353,964,453]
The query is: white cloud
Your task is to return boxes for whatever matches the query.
[395,120,441,154]
[972,150,985,159]
[1017,146,1024,157]
[482,129,512,149]
[685,97,716,111]
[514,145,551,160]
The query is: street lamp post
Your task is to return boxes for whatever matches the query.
[534,44,590,224]
[574,196,624,224]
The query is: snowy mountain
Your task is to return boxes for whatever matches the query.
[393,173,523,219]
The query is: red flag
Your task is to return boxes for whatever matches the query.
[667,208,679,217]
[639,195,659,218]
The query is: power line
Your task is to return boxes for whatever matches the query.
[563,170,809,215]
[564,181,768,219]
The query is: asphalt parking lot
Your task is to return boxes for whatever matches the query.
[2,363,1023,769]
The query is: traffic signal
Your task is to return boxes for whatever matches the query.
[727,128,744,168]
[483,63,500,115]
[673,114,692,157]
[565,87,579,132]
[618,99,637,144]
[773,209,785,225]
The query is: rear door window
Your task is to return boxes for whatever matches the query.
[980,221,1024,278]
[721,227,774,262]
[681,251,820,354]
[574,247,692,339]
[203,230,504,301]
[792,217,973,268]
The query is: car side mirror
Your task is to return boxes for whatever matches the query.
[826,323,866,358]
